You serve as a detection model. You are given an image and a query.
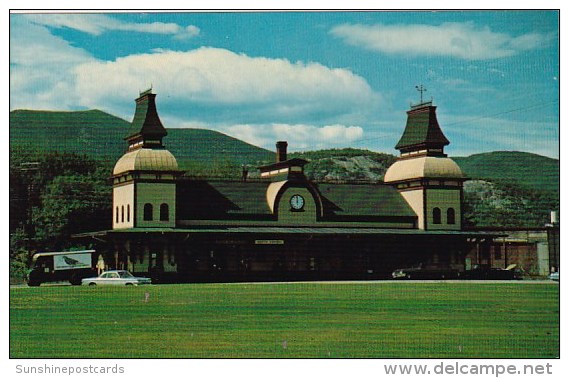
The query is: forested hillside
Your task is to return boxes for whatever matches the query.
[10,109,273,176]
[453,151,559,194]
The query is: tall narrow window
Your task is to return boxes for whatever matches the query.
[160,203,169,221]
[144,203,153,221]
[433,207,441,224]
[121,205,124,223]
[127,205,130,222]
[447,208,456,224]
[115,206,119,223]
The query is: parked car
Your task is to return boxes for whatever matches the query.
[548,271,559,281]
[461,264,521,280]
[392,265,459,280]
[81,270,152,286]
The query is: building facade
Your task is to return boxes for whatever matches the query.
[76,90,506,282]
[464,225,560,276]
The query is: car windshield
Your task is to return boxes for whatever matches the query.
[118,271,134,278]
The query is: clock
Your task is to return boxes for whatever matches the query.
[290,194,305,210]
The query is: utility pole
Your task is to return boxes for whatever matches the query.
[545,211,559,273]
[19,162,40,252]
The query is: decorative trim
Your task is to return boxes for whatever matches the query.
[133,182,138,228]
[422,187,427,230]
[113,178,177,188]
[111,169,182,180]
[398,150,447,160]
[460,187,464,230]
[272,181,324,220]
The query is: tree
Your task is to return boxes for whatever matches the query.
[9,228,31,282]
[462,179,559,227]
[33,171,111,250]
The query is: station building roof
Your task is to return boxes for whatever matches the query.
[384,156,465,183]
[395,102,450,152]
[75,226,506,238]
[126,89,167,142]
[176,179,416,221]
[113,148,179,175]
[317,183,416,218]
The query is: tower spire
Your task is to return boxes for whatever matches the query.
[394,97,449,158]
[125,89,168,151]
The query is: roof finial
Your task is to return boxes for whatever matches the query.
[140,86,153,96]
[415,84,427,104]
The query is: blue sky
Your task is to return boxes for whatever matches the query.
[9,10,559,158]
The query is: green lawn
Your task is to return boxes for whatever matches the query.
[10,282,559,358]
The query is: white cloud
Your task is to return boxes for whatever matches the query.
[174,25,201,40]
[23,13,200,38]
[223,123,364,151]
[10,18,94,110]
[330,22,551,60]
[72,47,380,122]
[10,13,379,125]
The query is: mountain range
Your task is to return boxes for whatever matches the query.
[9,109,273,173]
[10,109,558,188]
[10,109,559,227]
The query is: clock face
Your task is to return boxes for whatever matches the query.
[290,194,305,210]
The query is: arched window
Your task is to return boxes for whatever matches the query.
[433,207,441,224]
[115,206,119,223]
[121,206,124,223]
[447,208,456,224]
[160,203,169,221]
[144,203,153,221]
[127,205,130,222]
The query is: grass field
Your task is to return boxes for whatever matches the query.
[10,282,559,359]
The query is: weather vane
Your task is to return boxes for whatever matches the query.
[415,84,427,104]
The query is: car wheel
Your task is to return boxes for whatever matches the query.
[89,282,97,286]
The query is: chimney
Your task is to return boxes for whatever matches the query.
[276,141,288,162]
[551,211,558,225]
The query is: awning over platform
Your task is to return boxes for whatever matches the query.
[74,226,505,239]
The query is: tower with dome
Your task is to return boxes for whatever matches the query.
[384,100,466,230]
[112,89,182,230]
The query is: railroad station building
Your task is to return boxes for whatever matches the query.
[76,90,507,282]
